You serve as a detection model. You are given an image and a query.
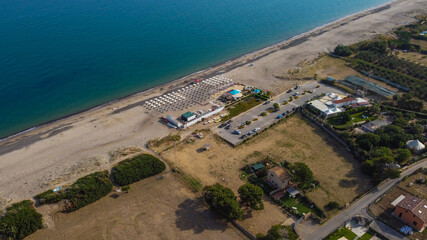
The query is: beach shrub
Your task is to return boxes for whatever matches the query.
[238,183,264,210]
[112,154,166,186]
[35,189,64,205]
[0,200,43,239]
[63,170,113,212]
[35,171,113,212]
[333,45,353,57]
[203,183,243,221]
[260,112,267,116]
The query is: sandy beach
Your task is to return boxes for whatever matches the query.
[0,0,426,210]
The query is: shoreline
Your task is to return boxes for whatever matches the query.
[0,0,399,142]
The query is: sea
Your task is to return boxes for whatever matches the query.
[0,0,392,138]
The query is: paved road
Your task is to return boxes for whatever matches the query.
[303,159,427,240]
[215,81,345,145]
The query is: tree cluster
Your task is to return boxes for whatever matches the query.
[202,183,243,221]
[112,154,166,186]
[289,162,314,188]
[238,183,264,210]
[333,45,353,57]
[0,200,43,239]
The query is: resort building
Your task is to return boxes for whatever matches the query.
[307,92,369,118]
[267,166,291,190]
[393,194,427,232]
[181,111,196,122]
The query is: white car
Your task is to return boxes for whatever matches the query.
[254,127,260,132]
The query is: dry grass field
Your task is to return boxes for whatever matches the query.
[398,50,427,66]
[161,113,373,214]
[27,171,245,240]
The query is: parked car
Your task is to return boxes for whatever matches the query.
[277,115,283,119]
[287,89,293,93]
[225,124,231,130]
[240,134,248,139]
[248,131,254,135]
[233,130,241,135]
[218,123,227,128]
[263,101,271,105]
[254,127,260,132]
[294,86,300,90]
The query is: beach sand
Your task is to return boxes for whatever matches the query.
[0,0,426,210]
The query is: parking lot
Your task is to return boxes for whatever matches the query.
[215,81,346,145]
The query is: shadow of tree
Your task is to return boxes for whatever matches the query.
[175,198,229,234]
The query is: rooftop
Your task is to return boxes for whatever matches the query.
[182,111,195,118]
[333,98,357,104]
[397,195,427,222]
[269,166,291,181]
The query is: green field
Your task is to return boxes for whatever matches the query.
[324,227,357,240]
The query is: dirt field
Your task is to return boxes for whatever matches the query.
[161,113,372,215]
[27,171,245,240]
[398,50,427,66]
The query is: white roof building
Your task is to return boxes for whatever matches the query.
[406,139,425,152]
[309,99,342,116]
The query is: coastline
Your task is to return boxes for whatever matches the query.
[0,0,397,142]
[1,0,425,210]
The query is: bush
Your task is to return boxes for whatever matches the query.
[35,189,64,205]
[260,112,267,116]
[245,120,252,125]
[256,225,298,240]
[112,154,166,186]
[238,183,264,210]
[0,200,43,239]
[64,171,113,212]
[325,201,340,211]
[203,183,243,221]
[334,45,353,57]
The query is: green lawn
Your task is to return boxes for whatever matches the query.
[280,196,311,215]
[223,95,263,121]
[350,111,375,123]
[324,227,357,240]
[359,231,374,240]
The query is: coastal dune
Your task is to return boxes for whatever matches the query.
[0,0,426,210]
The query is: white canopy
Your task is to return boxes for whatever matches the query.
[406,139,425,151]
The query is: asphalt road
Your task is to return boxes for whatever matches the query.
[303,159,427,240]
[215,81,345,145]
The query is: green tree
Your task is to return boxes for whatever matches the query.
[356,133,381,151]
[395,149,411,163]
[361,160,375,175]
[273,103,280,109]
[203,183,243,221]
[370,146,393,158]
[410,123,424,135]
[292,162,314,187]
[333,45,353,57]
[238,183,264,210]
[369,104,381,114]
[384,168,401,179]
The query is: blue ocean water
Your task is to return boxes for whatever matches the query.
[0,0,391,138]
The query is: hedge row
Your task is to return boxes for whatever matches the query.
[36,171,113,212]
[112,154,166,186]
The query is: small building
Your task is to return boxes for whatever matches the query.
[393,194,427,232]
[361,119,391,133]
[287,187,300,198]
[406,139,425,153]
[267,166,291,190]
[228,89,243,100]
[181,111,196,122]
[308,99,342,117]
[332,98,358,107]
[252,163,265,172]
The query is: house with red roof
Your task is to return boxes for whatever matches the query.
[393,194,427,231]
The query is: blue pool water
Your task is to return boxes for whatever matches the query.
[0,0,391,138]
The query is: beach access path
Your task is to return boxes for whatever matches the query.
[215,81,345,146]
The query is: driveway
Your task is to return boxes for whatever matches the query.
[301,159,427,240]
